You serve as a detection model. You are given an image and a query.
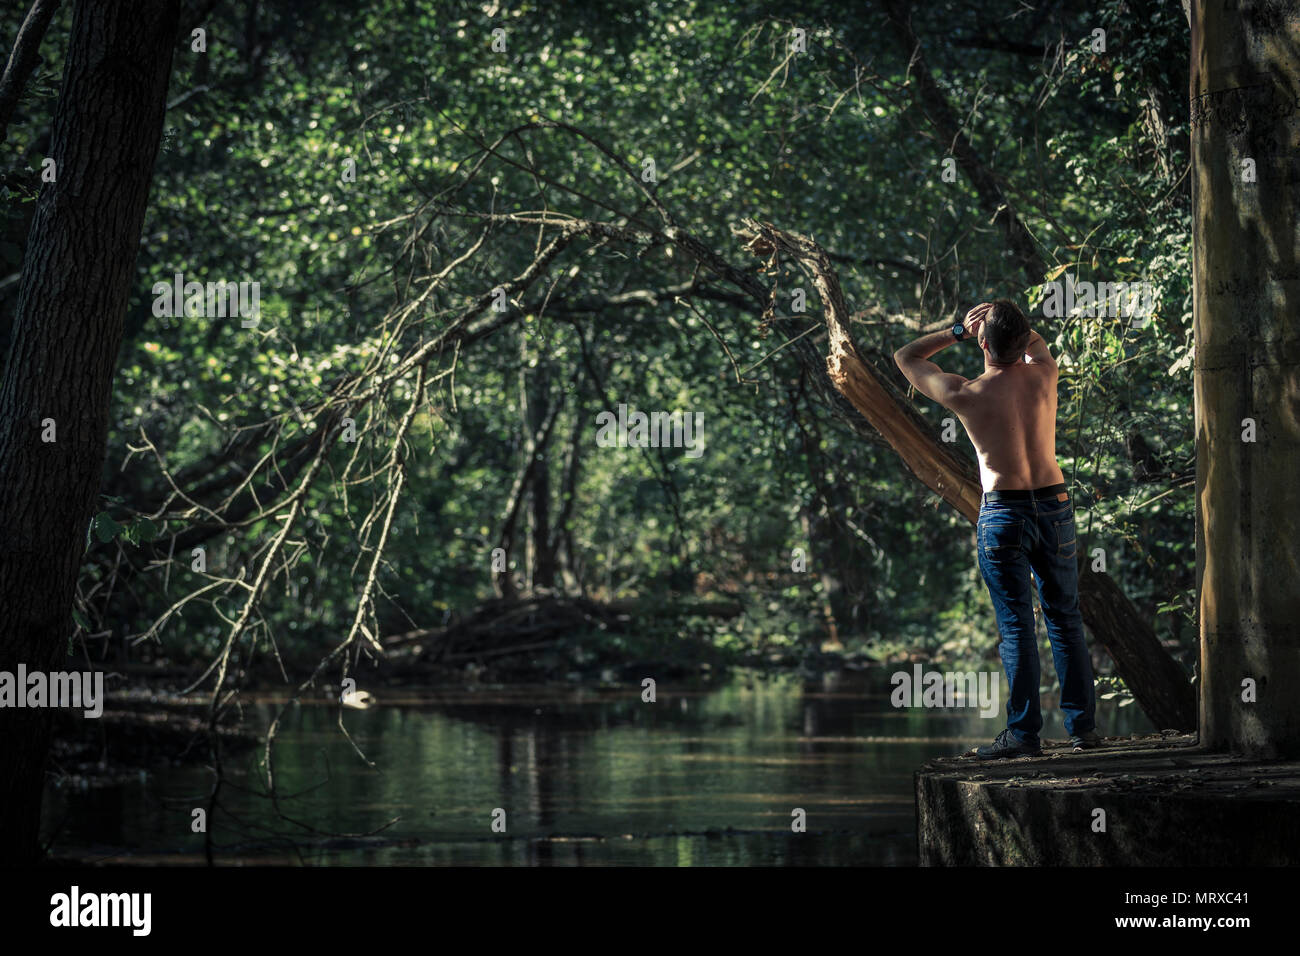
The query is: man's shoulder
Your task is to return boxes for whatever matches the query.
[1023,352,1059,372]
[961,366,1054,404]
[943,375,980,411]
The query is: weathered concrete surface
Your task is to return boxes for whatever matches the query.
[916,732,1300,865]
[1191,0,1300,760]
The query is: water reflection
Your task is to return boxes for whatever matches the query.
[44,668,1148,865]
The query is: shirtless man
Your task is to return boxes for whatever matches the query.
[893,300,1098,758]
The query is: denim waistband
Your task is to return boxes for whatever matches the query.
[982,482,1068,505]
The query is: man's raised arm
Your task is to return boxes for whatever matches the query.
[892,326,970,409]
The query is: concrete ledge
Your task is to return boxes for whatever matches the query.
[916,732,1300,865]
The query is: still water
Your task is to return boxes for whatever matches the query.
[45,668,1148,865]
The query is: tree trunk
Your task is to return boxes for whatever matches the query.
[0,0,179,865]
[1191,0,1300,757]
[555,392,586,593]
[794,385,872,641]
[881,0,1047,282]
[737,219,1197,731]
[494,394,564,599]
[527,363,558,589]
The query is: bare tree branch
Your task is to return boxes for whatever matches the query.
[0,0,62,146]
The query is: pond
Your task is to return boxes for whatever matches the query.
[44,667,1149,865]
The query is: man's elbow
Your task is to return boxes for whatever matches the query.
[892,347,909,370]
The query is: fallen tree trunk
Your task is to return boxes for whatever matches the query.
[734,218,1195,731]
[383,595,745,657]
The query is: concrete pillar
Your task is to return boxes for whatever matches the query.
[1191,1,1300,757]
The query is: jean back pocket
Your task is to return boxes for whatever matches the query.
[980,512,1025,556]
[1052,514,1078,559]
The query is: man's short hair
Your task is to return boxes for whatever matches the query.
[984,299,1031,362]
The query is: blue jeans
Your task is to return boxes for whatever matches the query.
[977,490,1096,743]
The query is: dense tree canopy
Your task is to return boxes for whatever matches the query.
[0,0,1196,703]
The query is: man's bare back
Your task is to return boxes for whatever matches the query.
[892,303,1065,494]
[951,348,1065,492]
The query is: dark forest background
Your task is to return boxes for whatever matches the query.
[0,0,1195,694]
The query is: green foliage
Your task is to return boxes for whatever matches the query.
[1,0,1197,674]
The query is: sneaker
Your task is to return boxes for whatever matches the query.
[1070,730,1102,750]
[975,729,1042,760]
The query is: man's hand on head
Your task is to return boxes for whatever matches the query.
[963,303,992,340]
